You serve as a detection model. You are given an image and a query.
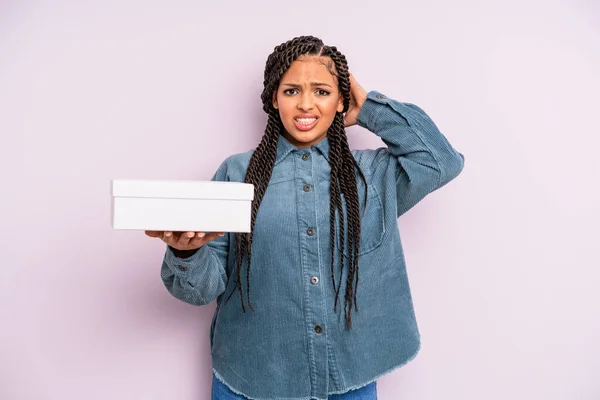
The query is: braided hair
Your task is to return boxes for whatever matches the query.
[226,36,367,329]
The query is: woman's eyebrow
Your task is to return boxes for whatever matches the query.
[281,82,333,88]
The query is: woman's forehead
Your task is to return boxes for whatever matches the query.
[281,56,338,83]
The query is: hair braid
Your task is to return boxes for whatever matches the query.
[330,115,359,327]
[327,126,344,312]
[230,36,367,329]
[226,111,280,310]
[340,132,368,313]
[322,46,365,324]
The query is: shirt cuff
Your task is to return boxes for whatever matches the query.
[357,90,410,132]
[168,246,199,259]
[164,245,212,282]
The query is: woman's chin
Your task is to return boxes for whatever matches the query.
[283,129,327,148]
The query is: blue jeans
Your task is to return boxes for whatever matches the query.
[211,374,377,400]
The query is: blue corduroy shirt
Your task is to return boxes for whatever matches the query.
[160,91,465,400]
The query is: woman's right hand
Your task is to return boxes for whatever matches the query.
[144,231,225,251]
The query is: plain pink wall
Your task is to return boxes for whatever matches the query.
[1,1,599,399]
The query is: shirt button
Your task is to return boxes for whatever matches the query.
[311,276,319,284]
[302,153,310,161]
[376,94,387,99]
[178,265,188,271]
[314,325,323,334]
[307,228,315,236]
[303,184,312,192]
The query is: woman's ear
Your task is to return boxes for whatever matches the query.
[272,91,278,110]
[336,94,344,113]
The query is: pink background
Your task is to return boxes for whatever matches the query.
[1,1,599,399]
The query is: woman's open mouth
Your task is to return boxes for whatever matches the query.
[294,117,319,131]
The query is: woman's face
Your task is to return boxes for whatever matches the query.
[272,56,344,148]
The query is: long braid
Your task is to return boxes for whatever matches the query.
[344,138,368,313]
[332,115,359,328]
[225,113,280,310]
[229,36,367,330]
[244,109,280,310]
[322,45,367,327]
[328,126,344,312]
[341,135,360,326]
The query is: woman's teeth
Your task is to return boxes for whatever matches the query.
[296,118,316,125]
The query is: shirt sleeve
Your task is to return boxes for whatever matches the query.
[160,160,231,305]
[169,246,199,259]
[356,90,465,217]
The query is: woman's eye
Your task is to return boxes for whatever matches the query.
[283,89,298,95]
[317,89,331,96]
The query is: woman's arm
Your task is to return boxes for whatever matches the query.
[161,234,229,306]
[159,160,233,305]
[347,76,464,216]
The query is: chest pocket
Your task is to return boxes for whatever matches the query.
[334,184,385,257]
[267,168,294,186]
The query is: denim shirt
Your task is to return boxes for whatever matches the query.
[160,91,465,400]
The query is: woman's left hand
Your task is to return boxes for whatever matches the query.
[343,73,368,127]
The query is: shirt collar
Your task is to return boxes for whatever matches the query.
[274,134,331,166]
[313,136,331,163]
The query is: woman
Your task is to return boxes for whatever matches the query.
[146,35,464,400]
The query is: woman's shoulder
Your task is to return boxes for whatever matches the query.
[212,149,254,182]
[351,147,392,175]
[222,149,254,168]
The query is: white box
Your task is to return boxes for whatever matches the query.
[111,179,255,233]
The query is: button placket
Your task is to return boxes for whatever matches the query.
[295,147,327,393]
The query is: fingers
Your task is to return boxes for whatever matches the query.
[188,231,224,247]
[349,73,361,88]
[348,73,366,96]
[145,230,163,238]
[161,231,175,246]
[146,230,226,250]
[177,231,195,247]
[349,73,360,93]
[187,232,207,247]
[204,232,225,243]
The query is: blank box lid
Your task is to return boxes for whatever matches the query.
[111,180,255,201]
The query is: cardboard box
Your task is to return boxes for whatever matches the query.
[111,179,254,232]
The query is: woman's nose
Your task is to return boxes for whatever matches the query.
[297,93,314,111]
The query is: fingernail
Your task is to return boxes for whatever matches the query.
[165,232,172,237]
[197,232,206,238]
[187,232,194,238]
[219,233,225,237]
